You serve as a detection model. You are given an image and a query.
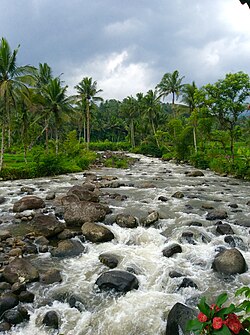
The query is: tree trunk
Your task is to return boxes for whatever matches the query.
[0,125,5,171]
[193,127,197,154]
[130,119,135,148]
[86,100,90,150]
[55,127,59,156]
[45,119,49,154]
[151,120,160,148]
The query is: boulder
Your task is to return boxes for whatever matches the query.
[3,258,39,284]
[0,196,6,204]
[0,230,11,241]
[13,196,45,212]
[81,222,114,243]
[141,211,159,227]
[95,270,139,292]
[64,201,111,226]
[67,185,99,202]
[0,322,11,331]
[18,290,35,303]
[163,244,182,258]
[115,214,138,228]
[60,194,80,205]
[32,213,66,238]
[50,239,85,258]
[158,196,168,202]
[186,170,204,177]
[216,223,234,235]
[206,210,228,221]
[177,278,198,290]
[171,191,184,199]
[0,292,19,315]
[212,248,247,275]
[2,310,24,325]
[42,311,59,329]
[40,269,62,284]
[166,302,197,335]
[99,253,119,268]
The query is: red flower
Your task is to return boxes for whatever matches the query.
[210,304,220,312]
[212,317,223,329]
[198,312,208,322]
[224,314,243,334]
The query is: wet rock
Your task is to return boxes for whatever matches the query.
[212,248,247,275]
[35,236,49,246]
[163,244,182,258]
[18,290,35,303]
[188,221,202,227]
[229,203,238,208]
[2,310,24,325]
[60,194,80,205]
[81,182,96,192]
[171,191,184,199]
[224,235,236,248]
[45,192,55,200]
[81,222,114,243]
[0,230,11,241]
[13,196,45,212]
[42,311,59,329]
[57,229,74,240]
[202,204,214,210]
[11,282,26,295]
[247,200,250,206]
[0,282,11,292]
[186,170,204,177]
[32,213,66,238]
[3,258,39,284]
[158,196,168,202]
[177,278,198,290]
[40,269,62,284]
[0,197,6,205]
[165,302,197,335]
[216,223,234,235]
[20,186,35,194]
[206,210,228,221]
[17,305,30,321]
[99,253,119,269]
[234,220,250,228]
[0,321,11,331]
[51,239,85,258]
[141,210,159,227]
[0,292,19,314]
[67,185,99,202]
[181,232,196,245]
[95,270,139,292]
[115,214,138,228]
[169,271,183,278]
[64,201,111,226]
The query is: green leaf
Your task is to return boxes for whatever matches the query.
[236,287,250,298]
[214,324,232,335]
[216,293,228,307]
[186,319,204,332]
[198,296,210,316]
[217,304,235,317]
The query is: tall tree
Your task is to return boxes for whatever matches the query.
[120,96,138,147]
[0,37,34,170]
[74,77,103,150]
[156,70,185,117]
[42,78,73,155]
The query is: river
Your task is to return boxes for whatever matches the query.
[0,154,249,335]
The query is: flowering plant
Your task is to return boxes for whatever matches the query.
[186,287,250,335]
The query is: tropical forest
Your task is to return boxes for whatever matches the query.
[0,37,250,180]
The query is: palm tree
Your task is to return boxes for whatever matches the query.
[0,37,35,171]
[42,78,73,155]
[74,77,103,150]
[156,70,185,117]
[120,96,138,148]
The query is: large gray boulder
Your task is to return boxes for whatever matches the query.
[64,201,111,226]
[32,213,66,238]
[206,210,228,221]
[13,196,45,212]
[166,303,197,335]
[0,292,19,315]
[81,222,114,243]
[95,270,139,292]
[3,258,39,284]
[50,239,85,258]
[115,214,138,228]
[212,248,247,275]
[67,185,99,202]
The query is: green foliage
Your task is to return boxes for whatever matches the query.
[89,141,131,151]
[63,130,80,156]
[190,152,210,169]
[133,141,163,157]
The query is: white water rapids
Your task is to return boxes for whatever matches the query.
[0,154,249,335]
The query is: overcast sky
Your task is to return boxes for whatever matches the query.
[1,0,249,101]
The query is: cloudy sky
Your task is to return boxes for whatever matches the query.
[1,0,249,101]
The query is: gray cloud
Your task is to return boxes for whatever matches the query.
[1,0,249,100]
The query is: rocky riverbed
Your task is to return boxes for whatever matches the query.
[0,154,249,334]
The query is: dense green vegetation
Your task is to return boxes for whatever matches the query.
[0,37,249,180]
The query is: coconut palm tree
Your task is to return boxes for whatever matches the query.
[156,70,185,117]
[74,77,103,150]
[0,37,35,170]
[42,77,73,155]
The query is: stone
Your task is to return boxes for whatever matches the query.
[186,170,204,177]
[95,270,139,292]
[0,282,11,292]
[18,290,35,303]
[165,302,197,335]
[163,244,182,257]
[206,210,228,221]
[140,211,159,227]
[50,239,85,258]
[0,292,19,314]
[64,201,111,226]
[13,196,45,212]
[0,322,11,331]
[20,186,35,194]
[2,310,24,325]
[99,253,119,268]
[115,214,138,228]
[40,269,62,284]
[216,223,234,235]
[11,282,26,295]
[81,222,114,243]
[3,258,39,284]
[0,230,11,241]
[158,196,168,202]
[57,229,74,240]
[45,192,56,200]
[0,196,6,204]
[171,191,184,199]
[67,185,99,202]
[177,278,198,290]
[42,311,59,329]
[169,271,183,278]
[212,248,247,275]
[32,213,66,238]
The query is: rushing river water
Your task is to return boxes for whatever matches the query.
[0,154,249,335]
